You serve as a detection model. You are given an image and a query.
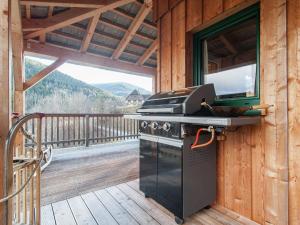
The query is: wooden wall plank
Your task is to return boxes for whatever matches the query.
[171,1,185,89]
[216,141,225,206]
[203,0,223,22]
[160,12,172,91]
[288,0,300,224]
[260,0,288,224]
[223,0,245,10]
[186,0,203,32]
[250,125,264,224]
[0,0,11,223]
[156,20,161,92]
[224,127,252,219]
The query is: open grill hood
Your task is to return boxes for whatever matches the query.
[137,84,216,115]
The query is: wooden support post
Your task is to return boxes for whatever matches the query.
[23,58,66,91]
[12,0,25,161]
[0,0,11,224]
[85,115,90,147]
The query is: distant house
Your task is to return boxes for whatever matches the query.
[125,89,149,105]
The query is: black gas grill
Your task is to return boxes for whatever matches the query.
[138,84,217,224]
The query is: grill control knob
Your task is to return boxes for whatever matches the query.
[162,122,171,132]
[141,121,148,129]
[151,122,159,130]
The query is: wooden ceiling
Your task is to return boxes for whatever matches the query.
[21,0,157,76]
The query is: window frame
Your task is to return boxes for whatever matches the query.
[193,4,260,106]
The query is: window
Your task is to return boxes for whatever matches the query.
[194,4,260,106]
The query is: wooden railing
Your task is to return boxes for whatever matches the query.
[25,114,139,148]
[2,113,44,225]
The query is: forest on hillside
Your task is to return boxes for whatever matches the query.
[25,59,145,114]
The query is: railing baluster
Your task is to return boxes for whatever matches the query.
[92,116,95,144]
[100,116,103,143]
[73,117,76,146]
[85,115,89,147]
[68,117,70,146]
[123,117,126,140]
[112,116,115,141]
[78,117,81,145]
[56,116,59,148]
[51,116,53,146]
[45,117,47,147]
[117,116,119,141]
[62,117,65,147]
[96,116,99,144]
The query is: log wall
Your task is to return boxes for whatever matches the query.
[154,0,299,224]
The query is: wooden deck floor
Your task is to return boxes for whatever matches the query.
[42,179,260,225]
[41,140,139,205]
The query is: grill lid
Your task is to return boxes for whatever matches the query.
[137,84,216,115]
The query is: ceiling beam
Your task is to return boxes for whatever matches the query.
[219,35,237,55]
[23,58,66,91]
[20,0,126,8]
[23,0,135,39]
[112,3,151,59]
[24,41,156,77]
[137,39,157,65]
[112,8,156,30]
[80,12,101,52]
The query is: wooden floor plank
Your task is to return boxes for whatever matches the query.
[95,189,139,225]
[67,196,97,225]
[193,211,223,225]
[107,186,160,225]
[117,183,177,225]
[41,204,56,225]
[81,192,118,225]
[203,208,242,225]
[52,200,77,225]
[44,179,261,225]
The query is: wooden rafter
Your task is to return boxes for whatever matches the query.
[112,3,152,59]
[219,35,237,55]
[137,39,158,65]
[20,0,127,8]
[23,0,135,39]
[70,24,149,50]
[23,58,66,91]
[50,30,148,59]
[80,12,101,52]
[112,8,156,30]
[25,41,156,76]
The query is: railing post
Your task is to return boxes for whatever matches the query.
[85,115,90,147]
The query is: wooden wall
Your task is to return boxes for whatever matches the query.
[154,0,300,224]
[287,0,300,224]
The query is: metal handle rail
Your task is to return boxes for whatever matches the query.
[2,113,45,225]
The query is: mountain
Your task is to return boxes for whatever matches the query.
[25,58,116,112]
[92,82,152,97]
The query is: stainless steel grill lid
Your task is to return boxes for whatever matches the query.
[137,84,216,115]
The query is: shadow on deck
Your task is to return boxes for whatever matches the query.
[41,140,139,206]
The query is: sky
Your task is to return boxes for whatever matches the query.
[26,56,153,92]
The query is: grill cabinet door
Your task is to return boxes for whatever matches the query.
[157,143,183,218]
[139,139,157,198]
